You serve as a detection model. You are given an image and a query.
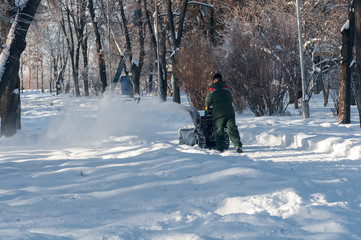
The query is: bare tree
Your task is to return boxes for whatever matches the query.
[0,0,41,136]
[80,28,89,96]
[88,0,107,93]
[220,0,297,116]
[0,0,21,137]
[339,2,355,124]
[117,0,146,97]
[74,0,89,96]
[165,0,189,103]
[144,0,167,101]
[354,0,361,126]
[174,36,214,109]
[58,0,89,97]
[44,25,68,95]
[302,0,348,108]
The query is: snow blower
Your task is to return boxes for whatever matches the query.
[179,106,229,149]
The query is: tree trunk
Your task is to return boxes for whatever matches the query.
[144,0,167,101]
[53,56,59,94]
[49,61,53,93]
[20,58,24,93]
[72,0,87,97]
[1,76,21,137]
[0,0,20,136]
[36,49,39,89]
[62,5,80,97]
[166,0,189,104]
[81,36,89,96]
[160,31,168,101]
[339,4,355,124]
[73,38,81,96]
[41,58,44,93]
[294,77,301,109]
[209,7,215,45]
[118,0,145,97]
[0,0,41,137]
[170,57,180,103]
[1,73,21,137]
[88,0,107,93]
[56,57,68,95]
[28,45,31,89]
[133,0,145,97]
[354,0,361,126]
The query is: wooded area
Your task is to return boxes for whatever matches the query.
[1,0,361,136]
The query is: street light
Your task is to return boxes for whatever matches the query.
[296,0,310,119]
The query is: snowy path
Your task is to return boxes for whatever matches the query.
[0,91,361,239]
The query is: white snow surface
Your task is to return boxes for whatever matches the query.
[342,19,350,32]
[1,90,361,239]
[15,0,28,8]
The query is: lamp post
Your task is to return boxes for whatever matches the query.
[296,0,309,119]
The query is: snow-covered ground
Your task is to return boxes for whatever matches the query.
[1,90,361,240]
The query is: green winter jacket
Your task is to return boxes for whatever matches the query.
[205,80,235,120]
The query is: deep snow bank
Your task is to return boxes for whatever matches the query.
[237,104,361,161]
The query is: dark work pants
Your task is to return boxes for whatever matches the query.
[213,115,242,151]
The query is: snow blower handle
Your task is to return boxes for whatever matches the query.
[205,106,213,115]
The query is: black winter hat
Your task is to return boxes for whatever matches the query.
[213,73,222,80]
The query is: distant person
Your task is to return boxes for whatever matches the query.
[205,73,243,153]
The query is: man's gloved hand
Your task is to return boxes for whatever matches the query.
[205,106,208,111]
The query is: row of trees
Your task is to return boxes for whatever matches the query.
[1,0,361,137]
[177,0,361,127]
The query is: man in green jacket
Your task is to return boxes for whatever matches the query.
[205,73,243,153]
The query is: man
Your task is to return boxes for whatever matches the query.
[205,73,243,153]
